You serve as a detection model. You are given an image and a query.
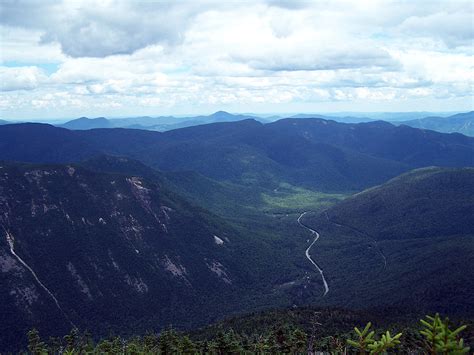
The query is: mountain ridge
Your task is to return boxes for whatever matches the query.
[57,111,261,131]
[395,111,474,136]
[1,118,473,192]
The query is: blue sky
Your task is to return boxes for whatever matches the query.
[0,0,473,120]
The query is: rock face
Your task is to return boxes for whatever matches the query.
[0,162,244,349]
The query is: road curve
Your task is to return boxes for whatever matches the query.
[297,212,329,296]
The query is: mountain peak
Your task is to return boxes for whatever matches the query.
[75,116,108,121]
[61,117,112,130]
[210,111,233,117]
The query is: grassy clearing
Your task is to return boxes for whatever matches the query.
[261,182,348,213]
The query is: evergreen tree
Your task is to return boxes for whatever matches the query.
[27,329,47,355]
[81,330,95,353]
[347,322,402,354]
[143,331,160,352]
[95,339,113,353]
[47,336,62,354]
[179,335,197,354]
[291,328,308,353]
[158,328,180,354]
[63,328,79,352]
[420,314,470,354]
[213,330,243,354]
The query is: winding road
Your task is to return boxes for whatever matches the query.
[297,212,329,296]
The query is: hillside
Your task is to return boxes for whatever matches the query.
[321,167,474,239]
[0,141,473,350]
[79,118,474,190]
[397,111,474,137]
[300,167,474,315]
[2,118,473,193]
[0,161,281,350]
[0,123,100,163]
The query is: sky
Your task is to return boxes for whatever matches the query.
[0,0,473,120]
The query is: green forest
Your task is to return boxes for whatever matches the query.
[26,313,470,354]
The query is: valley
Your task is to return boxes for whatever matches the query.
[297,212,329,297]
[2,2,473,351]
[0,118,473,351]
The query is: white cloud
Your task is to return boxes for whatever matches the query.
[0,25,66,64]
[398,11,474,48]
[0,66,47,91]
[0,0,472,118]
[1,0,218,58]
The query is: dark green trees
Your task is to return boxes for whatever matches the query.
[346,315,470,355]
[420,314,470,354]
[27,329,47,355]
[23,313,470,354]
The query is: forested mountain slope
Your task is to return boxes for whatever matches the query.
[321,167,474,239]
[0,123,99,163]
[1,119,473,192]
[0,123,473,350]
[396,111,474,137]
[299,167,474,315]
[0,161,274,350]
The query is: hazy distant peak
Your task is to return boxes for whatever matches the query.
[61,117,113,130]
[210,110,233,117]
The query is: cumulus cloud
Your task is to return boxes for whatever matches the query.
[181,5,401,74]
[234,45,399,71]
[0,25,65,64]
[398,11,474,48]
[0,66,47,91]
[0,0,472,117]
[1,0,207,58]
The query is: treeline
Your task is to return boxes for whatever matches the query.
[25,314,469,354]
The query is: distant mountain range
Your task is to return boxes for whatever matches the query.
[289,114,373,124]
[58,111,262,131]
[58,110,474,137]
[395,111,474,137]
[2,110,472,136]
[345,111,456,122]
